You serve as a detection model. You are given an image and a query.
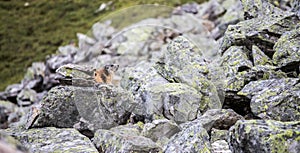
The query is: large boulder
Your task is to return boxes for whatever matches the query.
[157,36,222,112]
[31,85,136,131]
[229,120,300,153]
[92,125,161,153]
[238,78,300,121]
[163,121,211,153]
[3,127,98,153]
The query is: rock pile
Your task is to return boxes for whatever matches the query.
[0,0,299,152]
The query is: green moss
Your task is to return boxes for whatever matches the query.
[0,0,207,91]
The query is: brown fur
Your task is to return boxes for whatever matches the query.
[94,64,119,84]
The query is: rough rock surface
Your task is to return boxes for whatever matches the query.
[93,125,161,153]
[238,78,300,121]
[163,122,211,153]
[32,85,136,130]
[3,127,98,153]
[181,109,243,131]
[0,131,28,153]
[158,36,222,112]
[141,119,180,144]
[229,120,300,153]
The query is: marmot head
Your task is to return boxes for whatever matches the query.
[104,64,119,73]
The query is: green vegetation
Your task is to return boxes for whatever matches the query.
[0,0,206,91]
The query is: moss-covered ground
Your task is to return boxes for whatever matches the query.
[0,0,206,91]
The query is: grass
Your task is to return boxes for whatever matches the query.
[0,0,206,91]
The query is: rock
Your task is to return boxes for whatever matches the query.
[252,45,273,66]
[144,83,202,123]
[31,85,136,130]
[220,0,299,54]
[238,78,300,121]
[4,127,97,153]
[141,119,180,143]
[163,121,211,153]
[58,44,78,56]
[229,119,300,153]
[2,84,23,103]
[210,128,228,142]
[221,46,252,72]
[273,27,300,70]
[159,36,222,112]
[0,101,19,129]
[92,21,115,42]
[211,140,232,153]
[16,88,37,106]
[55,64,96,86]
[121,62,169,120]
[77,33,96,51]
[0,131,28,153]
[211,0,244,39]
[92,125,161,153]
[46,54,73,71]
[291,0,300,17]
[181,109,243,132]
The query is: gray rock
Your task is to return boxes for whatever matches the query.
[163,120,211,153]
[4,127,97,153]
[0,100,20,129]
[32,85,136,131]
[229,119,300,153]
[273,27,300,68]
[159,36,222,112]
[141,119,180,143]
[210,128,228,142]
[46,54,73,71]
[0,131,28,153]
[211,0,244,39]
[55,64,95,86]
[92,21,116,42]
[144,83,202,123]
[58,45,78,56]
[77,33,96,51]
[211,140,231,153]
[238,78,300,121]
[181,109,243,131]
[16,88,37,106]
[93,125,161,153]
[220,0,299,54]
[121,62,169,117]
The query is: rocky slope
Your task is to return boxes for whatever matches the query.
[0,0,299,152]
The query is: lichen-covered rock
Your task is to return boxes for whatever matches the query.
[163,121,211,153]
[141,119,180,144]
[159,36,222,112]
[32,85,136,130]
[211,140,231,153]
[252,45,273,66]
[93,125,161,153]
[210,128,228,142]
[238,78,300,121]
[273,27,300,68]
[0,131,28,153]
[221,46,252,73]
[220,0,299,54]
[181,109,243,131]
[56,64,96,86]
[145,83,202,123]
[4,127,97,153]
[229,120,300,153]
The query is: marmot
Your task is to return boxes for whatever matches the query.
[94,64,119,84]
